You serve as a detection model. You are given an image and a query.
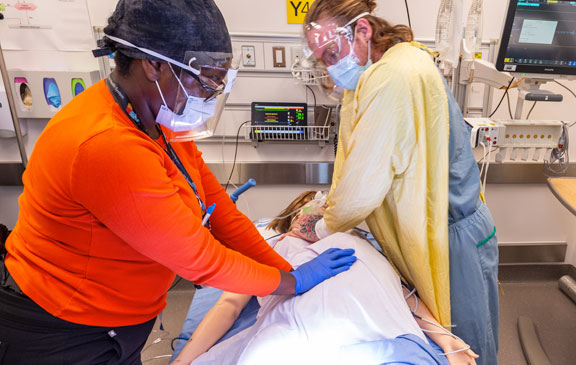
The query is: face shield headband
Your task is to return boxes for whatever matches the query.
[302,12,370,63]
[303,12,371,89]
[105,35,239,141]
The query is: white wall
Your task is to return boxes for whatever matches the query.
[86,0,509,40]
[214,0,508,41]
[1,0,576,268]
[216,0,576,269]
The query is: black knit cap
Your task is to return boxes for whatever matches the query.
[103,0,232,63]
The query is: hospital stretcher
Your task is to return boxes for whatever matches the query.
[170,223,450,364]
[170,285,451,363]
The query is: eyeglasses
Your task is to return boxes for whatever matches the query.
[304,25,353,67]
[181,65,229,101]
[320,41,343,67]
[190,73,225,101]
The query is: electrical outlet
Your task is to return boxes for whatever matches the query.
[465,118,502,148]
[292,46,304,66]
[241,45,256,67]
[477,125,502,147]
[291,46,315,71]
[272,46,286,68]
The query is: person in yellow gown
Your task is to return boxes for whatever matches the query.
[293,1,499,364]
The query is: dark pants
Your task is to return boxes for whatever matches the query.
[0,285,155,365]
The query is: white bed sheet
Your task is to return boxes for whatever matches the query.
[192,232,425,365]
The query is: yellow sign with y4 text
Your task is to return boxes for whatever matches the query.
[286,0,315,24]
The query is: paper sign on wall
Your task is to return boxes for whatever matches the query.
[0,0,94,51]
[286,0,315,24]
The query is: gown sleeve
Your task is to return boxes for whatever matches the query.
[324,68,417,233]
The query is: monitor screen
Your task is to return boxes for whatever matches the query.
[251,102,307,126]
[496,0,576,77]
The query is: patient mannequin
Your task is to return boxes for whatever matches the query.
[172,192,478,365]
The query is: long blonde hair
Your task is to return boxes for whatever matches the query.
[305,0,413,54]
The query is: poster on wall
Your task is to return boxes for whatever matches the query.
[286,0,315,24]
[0,0,94,51]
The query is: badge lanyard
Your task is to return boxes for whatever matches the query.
[105,75,210,227]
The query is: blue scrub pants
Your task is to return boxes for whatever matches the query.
[449,201,499,365]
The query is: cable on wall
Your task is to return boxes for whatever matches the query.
[506,92,513,119]
[489,78,515,118]
[404,0,412,28]
[225,121,251,192]
[526,102,537,119]
[305,85,317,110]
[545,122,569,176]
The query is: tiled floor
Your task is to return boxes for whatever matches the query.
[143,267,576,364]
[498,266,576,365]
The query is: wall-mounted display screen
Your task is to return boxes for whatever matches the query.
[251,102,307,126]
[496,0,576,76]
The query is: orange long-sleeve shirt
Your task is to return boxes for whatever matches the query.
[5,80,291,327]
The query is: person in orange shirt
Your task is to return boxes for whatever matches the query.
[0,1,356,364]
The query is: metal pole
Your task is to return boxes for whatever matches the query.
[514,93,525,120]
[482,40,497,118]
[0,41,28,167]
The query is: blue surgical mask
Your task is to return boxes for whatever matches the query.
[327,51,372,90]
[327,24,372,90]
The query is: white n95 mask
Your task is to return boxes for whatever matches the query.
[154,63,226,138]
[155,94,218,132]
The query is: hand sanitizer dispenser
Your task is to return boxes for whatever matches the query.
[0,70,16,138]
[0,69,27,138]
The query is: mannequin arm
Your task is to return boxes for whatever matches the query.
[172,292,252,364]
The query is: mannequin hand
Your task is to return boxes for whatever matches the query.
[443,337,479,365]
[446,348,479,365]
[289,214,323,242]
[291,248,356,294]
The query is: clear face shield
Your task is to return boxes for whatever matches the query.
[105,35,239,142]
[159,51,239,142]
[303,21,354,67]
[302,12,371,90]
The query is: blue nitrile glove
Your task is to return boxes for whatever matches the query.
[291,248,356,295]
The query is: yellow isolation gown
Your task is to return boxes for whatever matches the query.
[324,42,451,327]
